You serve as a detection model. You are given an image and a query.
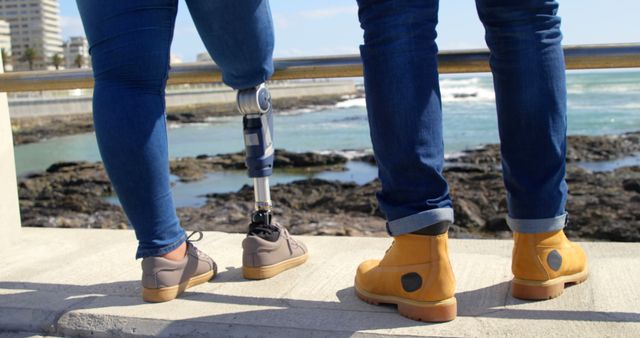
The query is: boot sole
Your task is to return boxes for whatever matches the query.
[142,270,215,303]
[512,268,589,300]
[243,253,309,280]
[355,285,457,322]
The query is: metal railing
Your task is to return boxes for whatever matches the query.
[1,43,639,92]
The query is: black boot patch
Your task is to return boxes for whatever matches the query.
[401,272,422,292]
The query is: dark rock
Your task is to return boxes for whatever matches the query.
[11,114,95,146]
[16,133,640,242]
[166,112,202,123]
[623,179,640,193]
[450,132,640,165]
[454,199,485,228]
[485,216,510,232]
[354,154,376,165]
[444,164,489,174]
[46,161,87,173]
[565,132,640,162]
[169,149,348,182]
[453,93,477,99]
[274,150,347,168]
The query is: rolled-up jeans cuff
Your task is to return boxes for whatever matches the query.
[506,213,567,234]
[386,208,454,236]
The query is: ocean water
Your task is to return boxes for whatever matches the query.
[13,70,640,206]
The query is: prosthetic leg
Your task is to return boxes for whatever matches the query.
[237,83,308,279]
[237,83,275,229]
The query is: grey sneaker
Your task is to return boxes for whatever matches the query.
[242,223,309,279]
[141,231,217,302]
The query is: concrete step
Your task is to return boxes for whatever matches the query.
[1,228,638,337]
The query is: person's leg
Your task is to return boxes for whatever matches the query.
[476,0,567,231]
[359,0,453,237]
[354,0,456,323]
[476,0,587,300]
[76,0,217,302]
[185,0,273,90]
[76,0,184,259]
[185,0,308,280]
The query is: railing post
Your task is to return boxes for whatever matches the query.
[0,57,21,245]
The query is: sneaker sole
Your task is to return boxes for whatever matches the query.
[243,253,309,280]
[142,269,216,303]
[512,268,589,300]
[354,285,457,322]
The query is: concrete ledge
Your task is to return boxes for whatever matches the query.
[1,228,639,337]
[0,57,21,248]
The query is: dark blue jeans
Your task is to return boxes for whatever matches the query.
[76,0,274,258]
[357,0,568,235]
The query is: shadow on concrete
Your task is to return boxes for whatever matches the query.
[0,280,142,334]
[151,282,640,336]
[210,266,252,283]
[179,283,640,323]
[0,280,141,301]
[456,281,639,322]
[1,279,638,336]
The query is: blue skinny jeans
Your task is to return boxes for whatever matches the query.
[76,0,274,258]
[357,0,568,235]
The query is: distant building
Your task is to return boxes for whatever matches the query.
[63,36,89,69]
[0,19,11,71]
[0,0,63,71]
[170,53,182,65]
[196,52,213,63]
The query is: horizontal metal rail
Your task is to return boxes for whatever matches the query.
[0,43,639,92]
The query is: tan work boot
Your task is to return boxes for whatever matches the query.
[355,233,457,322]
[141,232,217,302]
[511,229,588,300]
[242,222,308,279]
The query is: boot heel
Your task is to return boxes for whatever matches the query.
[511,281,565,300]
[356,286,457,323]
[397,299,457,323]
[512,269,588,300]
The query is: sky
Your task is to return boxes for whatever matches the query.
[59,0,640,62]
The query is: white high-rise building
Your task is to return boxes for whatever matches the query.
[63,36,89,69]
[0,0,63,71]
[0,19,11,71]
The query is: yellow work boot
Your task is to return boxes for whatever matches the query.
[354,233,456,322]
[511,230,588,300]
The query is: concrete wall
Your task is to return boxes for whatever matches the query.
[0,57,21,245]
[8,81,357,118]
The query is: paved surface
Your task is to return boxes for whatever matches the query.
[1,228,638,337]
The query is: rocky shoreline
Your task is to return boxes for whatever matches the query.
[10,94,354,146]
[17,132,640,241]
